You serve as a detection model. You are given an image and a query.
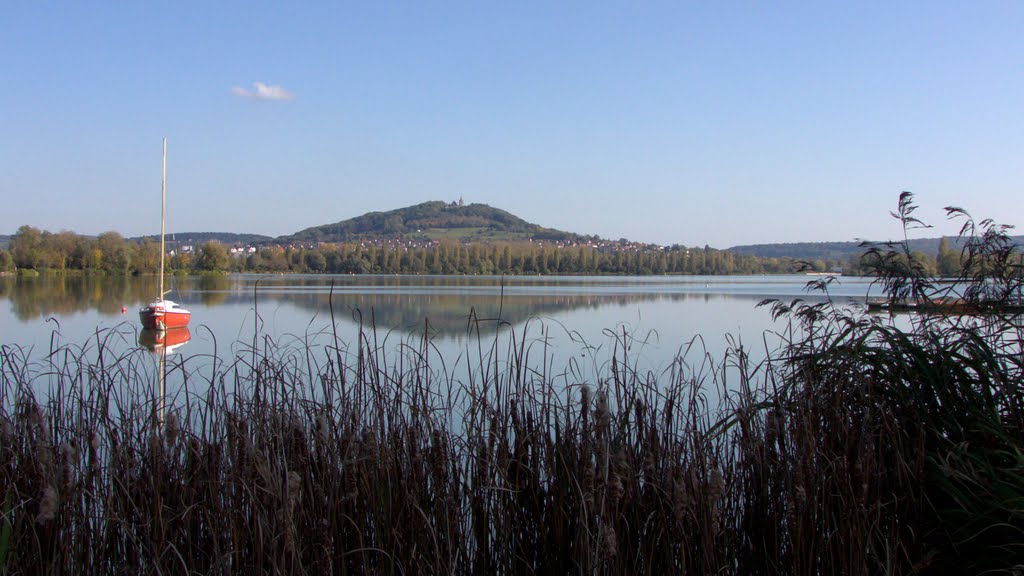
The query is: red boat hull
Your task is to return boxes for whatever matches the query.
[139,304,191,330]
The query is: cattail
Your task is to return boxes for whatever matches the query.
[164,412,179,445]
[344,450,359,501]
[607,468,623,509]
[360,428,378,458]
[38,414,50,439]
[88,431,101,473]
[61,440,79,463]
[643,442,657,481]
[36,485,58,524]
[21,399,41,426]
[602,525,618,559]
[60,441,78,490]
[673,471,691,527]
[431,430,448,482]
[583,459,596,508]
[764,409,779,447]
[709,467,725,532]
[148,419,162,453]
[316,413,329,445]
[594,390,609,431]
[709,467,724,501]
[35,437,54,473]
[287,470,301,511]
[608,446,626,507]
[487,413,499,458]
[281,507,296,554]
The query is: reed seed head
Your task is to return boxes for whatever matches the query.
[36,484,58,524]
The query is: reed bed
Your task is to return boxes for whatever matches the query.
[2,199,1023,574]
[2,302,1021,575]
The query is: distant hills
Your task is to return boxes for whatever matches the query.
[727,236,1024,261]
[131,232,274,246]
[278,200,590,244]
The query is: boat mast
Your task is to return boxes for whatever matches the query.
[160,137,166,302]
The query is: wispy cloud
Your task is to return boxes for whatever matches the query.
[231,82,295,101]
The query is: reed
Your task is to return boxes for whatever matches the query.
[2,197,1021,574]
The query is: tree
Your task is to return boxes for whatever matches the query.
[97,231,131,274]
[937,237,960,277]
[304,250,327,273]
[194,241,229,271]
[10,225,44,269]
[910,251,937,277]
[261,247,289,272]
[132,239,162,274]
[0,249,13,272]
[382,215,405,235]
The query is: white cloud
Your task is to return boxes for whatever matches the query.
[231,82,295,101]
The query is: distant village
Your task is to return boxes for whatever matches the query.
[166,236,690,259]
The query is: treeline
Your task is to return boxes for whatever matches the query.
[1,224,968,277]
[237,241,813,275]
[0,226,231,275]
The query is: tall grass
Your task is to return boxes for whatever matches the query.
[2,195,1022,574]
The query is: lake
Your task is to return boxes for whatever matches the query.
[1,274,881,381]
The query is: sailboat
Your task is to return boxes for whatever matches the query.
[140,138,191,330]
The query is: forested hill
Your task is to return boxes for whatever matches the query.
[0,235,9,249]
[280,201,589,244]
[728,236,1024,261]
[130,232,274,245]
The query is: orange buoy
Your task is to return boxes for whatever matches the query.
[121,306,127,314]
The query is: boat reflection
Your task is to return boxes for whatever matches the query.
[139,327,192,355]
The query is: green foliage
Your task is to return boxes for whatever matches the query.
[237,241,806,276]
[0,250,13,273]
[936,236,961,276]
[303,250,326,272]
[96,231,131,274]
[193,241,229,272]
[9,225,44,269]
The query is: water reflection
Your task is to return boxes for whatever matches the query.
[2,274,870,338]
[3,275,180,320]
[139,327,192,355]
[197,274,230,305]
[273,290,754,336]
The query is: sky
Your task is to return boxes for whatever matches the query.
[2,2,1022,248]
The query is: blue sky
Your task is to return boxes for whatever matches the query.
[2,2,1022,248]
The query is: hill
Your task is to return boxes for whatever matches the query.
[727,236,1024,261]
[280,201,588,244]
[130,232,274,246]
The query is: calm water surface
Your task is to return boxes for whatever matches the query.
[2,274,879,376]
